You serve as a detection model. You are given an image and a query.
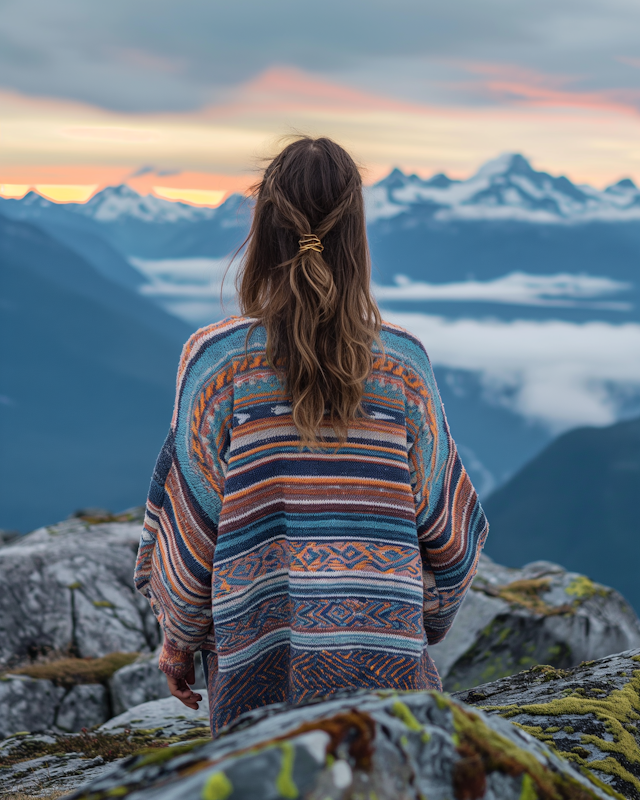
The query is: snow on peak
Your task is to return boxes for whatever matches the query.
[474,152,534,179]
[366,154,640,224]
[72,184,219,223]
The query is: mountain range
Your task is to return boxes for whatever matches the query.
[1,152,639,536]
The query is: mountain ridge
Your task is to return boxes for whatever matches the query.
[483,414,640,610]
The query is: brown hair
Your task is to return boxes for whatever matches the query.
[237,136,381,445]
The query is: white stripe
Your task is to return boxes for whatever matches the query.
[220,493,414,529]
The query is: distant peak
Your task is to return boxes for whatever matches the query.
[607,178,637,191]
[102,184,141,197]
[475,153,534,179]
[424,173,457,188]
[376,168,408,189]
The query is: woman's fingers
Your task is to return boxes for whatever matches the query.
[166,674,203,710]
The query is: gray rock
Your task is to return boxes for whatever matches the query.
[0,674,66,739]
[0,688,211,797]
[108,646,206,716]
[56,683,110,733]
[0,674,111,738]
[455,647,640,800]
[64,688,609,800]
[0,751,110,798]
[0,517,159,667]
[100,691,210,738]
[430,554,640,691]
[108,648,171,717]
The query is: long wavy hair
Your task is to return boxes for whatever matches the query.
[237,136,381,445]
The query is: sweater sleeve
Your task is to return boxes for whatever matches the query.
[134,329,232,678]
[407,346,489,646]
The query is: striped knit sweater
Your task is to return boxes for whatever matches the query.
[134,316,488,733]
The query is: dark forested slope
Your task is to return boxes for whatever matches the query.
[483,416,640,609]
[0,215,192,532]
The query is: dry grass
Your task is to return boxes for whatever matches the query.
[2,793,69,799]
[5,652,139,687]
[0,729,170,770]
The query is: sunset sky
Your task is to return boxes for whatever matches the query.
[2,0,640,204]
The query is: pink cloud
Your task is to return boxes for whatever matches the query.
[450,61,640,117]
[617,56,640,70]
[203,66,432,119]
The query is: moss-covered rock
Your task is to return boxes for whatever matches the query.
[58,690,610,800]
[430,556,640,692]
[456,646,640,799]
[0,694,212,797]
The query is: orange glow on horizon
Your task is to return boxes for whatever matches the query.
[2,64,640,192]
[35,184,99,202]
[152,186,227,206]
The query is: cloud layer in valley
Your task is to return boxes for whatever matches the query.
[388,312,640,431]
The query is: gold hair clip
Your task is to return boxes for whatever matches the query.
[298,233,324,253]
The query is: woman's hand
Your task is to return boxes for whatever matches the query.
[165,664,202,710]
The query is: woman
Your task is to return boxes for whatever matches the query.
[134,136,488,735]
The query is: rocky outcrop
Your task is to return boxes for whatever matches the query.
[456,647,640,800]
[0,653,139,738]
[0,640,204,740]
[0,675,108,739]
[5,650,639,798]
[59,688,609,800]
[0,694,211,797]
[0,516,159,668]
[430,555,640,691]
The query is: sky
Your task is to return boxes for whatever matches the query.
[2,0,640,202]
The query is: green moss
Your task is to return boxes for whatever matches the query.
[92,601,115,608]
[565,576,607,601]
[572,747,591,759]
[135,739,209,767]
[476,578,573,616]
[201,771,233,800]
[520,773,538,800]
[391,700,424,732]
[482,663,640,795]
[440,694,603,798]
[5,652,139,687]
[497,626,511,644]
[67,581,82,590]
[0,729,170,769]
[275,741,298,799]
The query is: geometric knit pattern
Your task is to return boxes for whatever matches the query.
[134,316,489,733]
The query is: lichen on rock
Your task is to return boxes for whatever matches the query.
[456,647,640,799]
[430,556,640,692]
[59,690,609,800]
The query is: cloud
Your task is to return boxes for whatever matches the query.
[373,272,632,310]
[130,257,239,322]
[447,61,640,116]
[2,0,640,112]
[127,256,640,434]
[385,312,640,431]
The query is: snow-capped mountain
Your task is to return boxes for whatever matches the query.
[3,152,640,503]
[69,184,220,223]
[365,153,640,223]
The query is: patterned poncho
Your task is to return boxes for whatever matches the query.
[134,316,488,733]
